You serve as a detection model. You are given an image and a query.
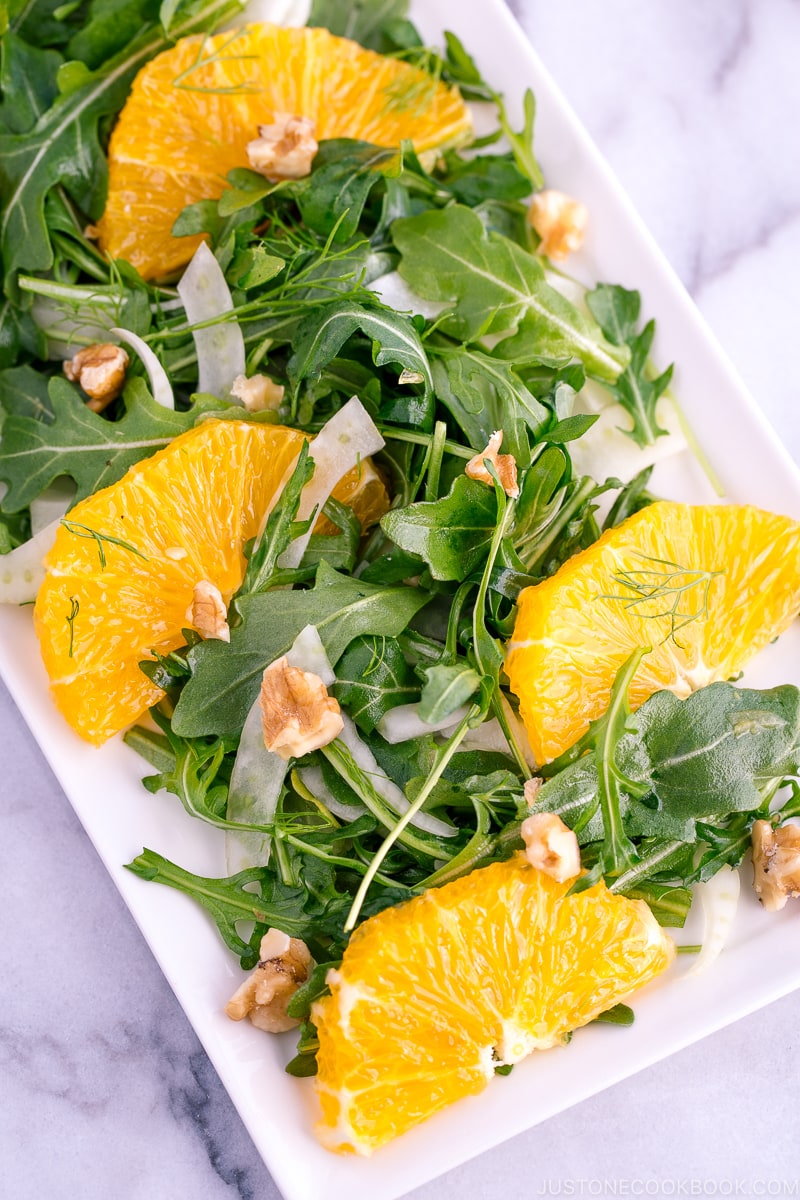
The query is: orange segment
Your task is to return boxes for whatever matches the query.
[33,418,381,745]
[506,502,800,764]
[97,23,472,279]
[34,419,306,744]
[313,854,673,1154]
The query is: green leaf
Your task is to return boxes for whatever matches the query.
[381,474,498,583]
[307,0,409,52]
[419,663,481,723]
[429,344,546,458]
[438,152,531,207]
[0,375,215,510]
[586,284,673,447]
[0,0,243,293]
[537,678,800,892]
[392,206,629,381]
[172,562,430,738]
[0,32,62,133]
[626,683,800,819]
[496,86,543,191]
[0,363,54,421]
[289,297,433,395]
[294,139,397,241]
[125,846,351,968]
[333,634,419,733]
[239,442,312,596]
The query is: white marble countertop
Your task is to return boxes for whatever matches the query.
[3,1,800,1197]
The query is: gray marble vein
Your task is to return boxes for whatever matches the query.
[3,1,800,1198]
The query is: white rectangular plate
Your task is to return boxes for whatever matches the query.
[3,1,800,1198]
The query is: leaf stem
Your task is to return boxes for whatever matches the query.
[344,704,479,931]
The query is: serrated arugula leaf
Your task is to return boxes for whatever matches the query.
[172,562,430,738]
[429,344,545,459]
[0,375,216,510]
[334,634,419,733]
[0,0,242,292]
[586,283,673,447]
[381,474,497,583]
[289,297,432,397]
[392,205,629,381]
[125,847,351,968]
[534,678,800,890]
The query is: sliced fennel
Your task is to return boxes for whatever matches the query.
[683,867,741,979]
[279,396,384,569]
[177,242,245,402]
[111,328,174,409]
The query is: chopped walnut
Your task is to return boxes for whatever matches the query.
[230,373,285,413]
[751,819,800,912]
[246,114,318,181]
[260,655,344,760]
[63,343,129,412]
[186,580,230,642]
[521,811,581,883]
[528,189,588,261]
[225,929,313,1033]
[398,368,425,385]
[465,430,520,498]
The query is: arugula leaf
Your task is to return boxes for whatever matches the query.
[334,634,419,733]
[289,298,433,396]
[125,847,351,968]
[392,205,629,381]
[0,0,243,292]
[429,344,545,458]
[419,663,481,723]
[239,442,312,596]
[586,284,673,447]
[172,562,430,738]
[534,677,800,890]
[0,375,217,510]
[381,475,497,582]
[5,0,88,49]
[294,140,396,241]
[438,152,531,207]
[0,32,62,134]
[0,363,53,421]
[307,0,409,52]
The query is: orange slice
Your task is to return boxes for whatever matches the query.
[506,502,800,764]
[97,23,472,279]
[33,418,377,745]
[313,853,673,1154]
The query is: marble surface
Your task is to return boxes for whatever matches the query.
[4,1,800,1197]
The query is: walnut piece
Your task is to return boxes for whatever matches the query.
[225,929,313,1033]
[230,373,285,413]
[186,580,230,642]
[521,811,581,883]
[751,819,800,912]
[465,430,520,498]
[246,114,318,180]
[63,343,129,411]
[528,189,588,261]
[260,656,344,760]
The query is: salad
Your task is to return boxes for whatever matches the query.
[2,0,800,1163]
